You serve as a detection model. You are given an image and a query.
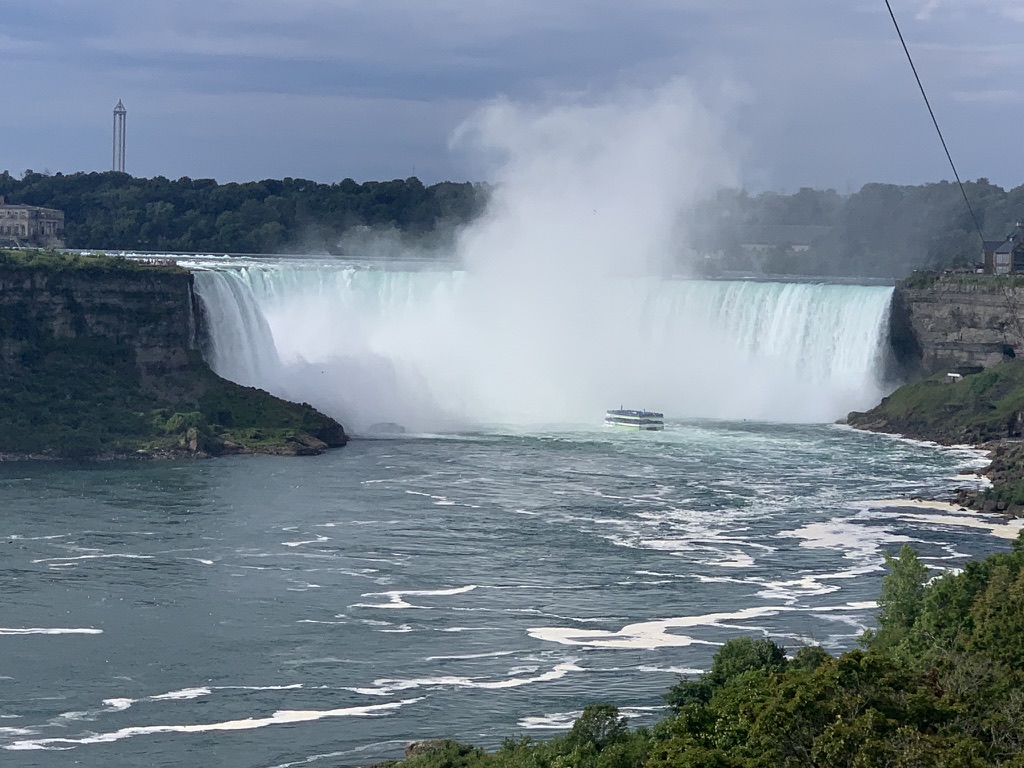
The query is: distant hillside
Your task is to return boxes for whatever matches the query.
[686,179,1024,278]
[4,170,1023,277]
[0,171,488,255]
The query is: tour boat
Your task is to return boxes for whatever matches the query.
[604,409,664,430]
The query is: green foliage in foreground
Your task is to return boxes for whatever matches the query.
[380,536,1024,768]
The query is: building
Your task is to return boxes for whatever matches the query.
[739,224,832,256]
[983,230,1024,274]
[0,196,65,248]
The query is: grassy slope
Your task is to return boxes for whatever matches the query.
[848,361,1024,509]
[848,361,1024,444]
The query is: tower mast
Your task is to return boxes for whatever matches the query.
[112,100,127,173]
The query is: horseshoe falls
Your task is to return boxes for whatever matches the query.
[191,261,895,434]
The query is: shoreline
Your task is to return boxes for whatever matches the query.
[863,497,1024,540]
[847,421,1024,518]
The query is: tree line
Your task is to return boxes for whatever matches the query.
[0,170,488,254]
[686,179,1024,278]
[4,169,1024,276]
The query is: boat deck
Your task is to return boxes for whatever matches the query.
[604,409,664,430]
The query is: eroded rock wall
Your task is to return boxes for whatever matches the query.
[890,276,1024,376]
[0,266,197,393]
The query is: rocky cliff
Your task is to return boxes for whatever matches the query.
[0,250,346,458]
[0,256,197,396]
[852,272,1024,514]
[889,273,1024,377]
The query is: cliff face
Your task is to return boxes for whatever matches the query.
[0,263,197,396]
[0,251,345,458]
[889,275,1024,377]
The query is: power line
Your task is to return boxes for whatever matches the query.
[884,0,984,244]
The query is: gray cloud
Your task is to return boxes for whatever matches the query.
[2,0,1023,190]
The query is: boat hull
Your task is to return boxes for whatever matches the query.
[604,409,664,430]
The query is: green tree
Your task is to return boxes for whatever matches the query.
[566,705,629,752]
[863,544,929,653]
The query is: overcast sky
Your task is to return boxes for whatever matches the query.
[3,0,1023,191]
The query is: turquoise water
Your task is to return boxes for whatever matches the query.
[191,267,897,431]
[0,421,1015,767]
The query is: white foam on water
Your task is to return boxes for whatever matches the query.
[424,650,519,661]
[779,519,911,561]
[349,661,581,696]
[150,688,211,701]
[529,602,873,650]
[224,684,305,692]
[260,740,409,768]
[287,583,324,592]
[518,711,579,730]
[517,705,665,731]
[437,627,494,633]
[354,585,477,609]
[59,683,307,726]
[282,536,331,548]
[405,490,481,509]
[636,665,704,675]
[99,699,135,712]
[709,550,756,568]
[298,620,348,626]
[897,512,1024,540]
[4,699,421,751]
[753,576,843,602]
[856,500,1024,540]
[30,553,154,565]
[0,628,102,636]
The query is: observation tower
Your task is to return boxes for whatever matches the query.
[112,100,126,173]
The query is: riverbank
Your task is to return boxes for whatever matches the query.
[864,497,1024,539]
[847,360,1024,514]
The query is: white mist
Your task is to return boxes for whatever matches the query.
[194,81,894,433]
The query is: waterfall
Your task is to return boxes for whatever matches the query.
[192,264,894,433]
[192,269,282,389]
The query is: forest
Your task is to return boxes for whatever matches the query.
[384,538,1024,768]
[686,179,1024,278]
[0,170,487,255]
[3,170,1024,277]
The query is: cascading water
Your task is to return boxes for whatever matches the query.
[193,269,282,388]
[192,263,895,434]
